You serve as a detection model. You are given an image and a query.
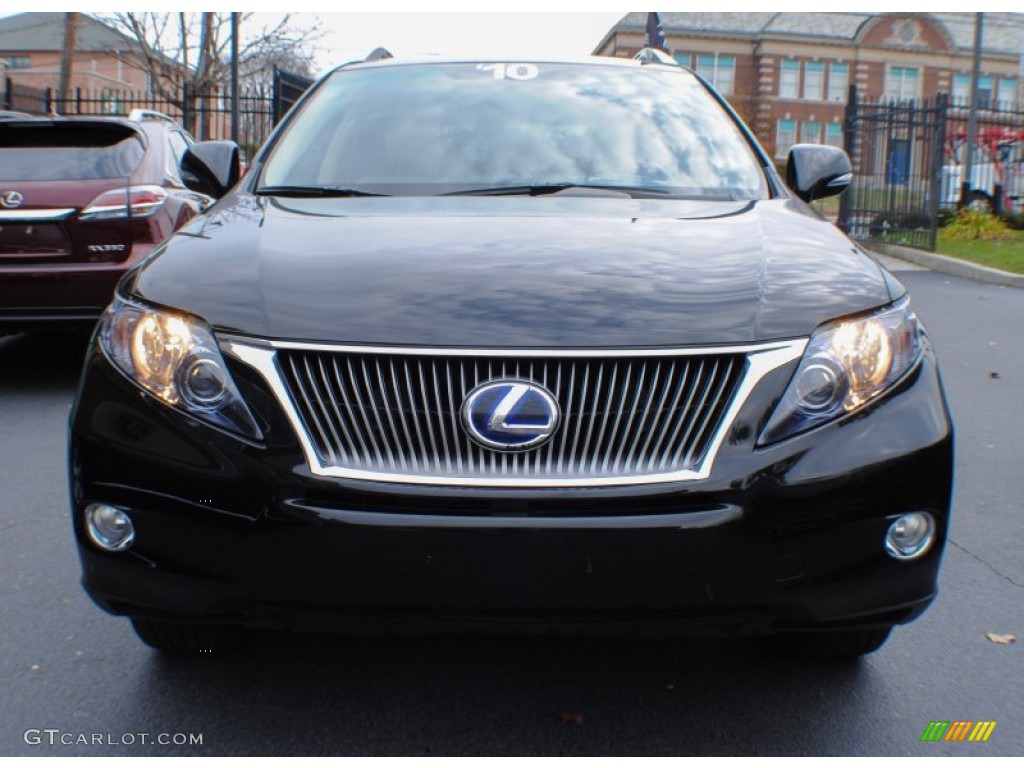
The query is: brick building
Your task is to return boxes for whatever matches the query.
[0,13,181,98]
[593,12,1024,160]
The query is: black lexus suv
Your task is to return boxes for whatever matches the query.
[69,52,953,658]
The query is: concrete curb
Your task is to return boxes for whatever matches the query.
[863,241,1024,289]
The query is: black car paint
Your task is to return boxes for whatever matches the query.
[129,194,897,347]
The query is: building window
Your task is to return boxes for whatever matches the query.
[3,56,30,69]
[828,63,848,103]
[696,54,736,96]
[803,61,824,101]
[952,74,970,106]
[780,59,799,99]
[776,118,797,158]
[886,66,919,103]
[976,76,993,109]
[953,74,995,109]
[825,122,844,148]
[997,78,1019,111]
[800,121,821,144]
[673,53,692,69]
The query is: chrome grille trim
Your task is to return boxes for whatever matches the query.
[0,208,75,221]
[223,339,806,488]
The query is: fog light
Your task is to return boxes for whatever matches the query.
[85,503,135,552]
[885,512,935,560]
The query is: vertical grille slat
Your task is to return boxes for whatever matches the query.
[275,349,746,482]
[622,360,661,472]
[683,358,740,468]
[358,356,397,469]
[635,359,675,470]
[315,355,354,464]
[658,359,706,470]
[670,359,720,468]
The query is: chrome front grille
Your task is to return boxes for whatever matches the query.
[223,339,807,487]
[274,348,747,483]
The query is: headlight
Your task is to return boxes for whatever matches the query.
[98,296,261,440]
[758,297,924,445]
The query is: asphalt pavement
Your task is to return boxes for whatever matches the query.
[1,260,1021,757]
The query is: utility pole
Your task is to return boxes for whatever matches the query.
[57,12,78,114]
[231,12,239,145]
[960,12,983,207]
[195,12,215,139]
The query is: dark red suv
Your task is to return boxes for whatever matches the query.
[0,111,212,332]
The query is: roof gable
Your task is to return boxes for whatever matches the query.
[0,12,140,54]
[603,11,1023,57]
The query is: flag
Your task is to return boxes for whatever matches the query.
[644,12,670,54]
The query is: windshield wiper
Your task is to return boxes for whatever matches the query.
[254,185,388,197]
[441,183,673,198]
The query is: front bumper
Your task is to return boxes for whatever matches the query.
[69,342,954,636]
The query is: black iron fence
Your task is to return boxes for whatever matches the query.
[2,68,314,161]
[838,89,948,250]
[838,84,1024,250]
[272,68,314,125]
[2,78,48,114]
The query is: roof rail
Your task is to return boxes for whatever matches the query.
[634,48,676,66]
[128,108,178,126]
[365,47,394,62]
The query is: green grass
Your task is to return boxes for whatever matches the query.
[936,230,1024,274]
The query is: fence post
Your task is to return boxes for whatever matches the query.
[182,81,192,135]
[2,77,10,110]
[272,67,281,125]
[44,87,53,115]
[838,84,859,235]
[928,93,949,251]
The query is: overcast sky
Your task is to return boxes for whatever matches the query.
[6,5,1021,81]
[303,12,626,73]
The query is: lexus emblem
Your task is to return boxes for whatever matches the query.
[461,380,560,451]
[1,191,24,209]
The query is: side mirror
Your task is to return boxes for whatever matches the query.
[181,141,240,199]
[786,144,853,203]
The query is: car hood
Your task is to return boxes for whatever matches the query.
[130,194,896,347]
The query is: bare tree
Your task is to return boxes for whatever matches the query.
[96,12,320,102]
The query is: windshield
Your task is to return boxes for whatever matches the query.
[260,62,768,199]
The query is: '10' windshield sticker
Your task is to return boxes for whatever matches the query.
[476,63,540,80]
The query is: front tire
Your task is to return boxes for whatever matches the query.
[130,618,242,654]
[774,626,893,660]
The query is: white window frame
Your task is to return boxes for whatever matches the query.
[824,122,844,148]
[952,74,971,107]
[803,62,824,101]
[886,66,920,103]
[776,118,797,159]
[800,121,821,144]
[997,77,1019,111]
[780,60,799,100]
[696,54,736,96]
[827,63,848,103]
